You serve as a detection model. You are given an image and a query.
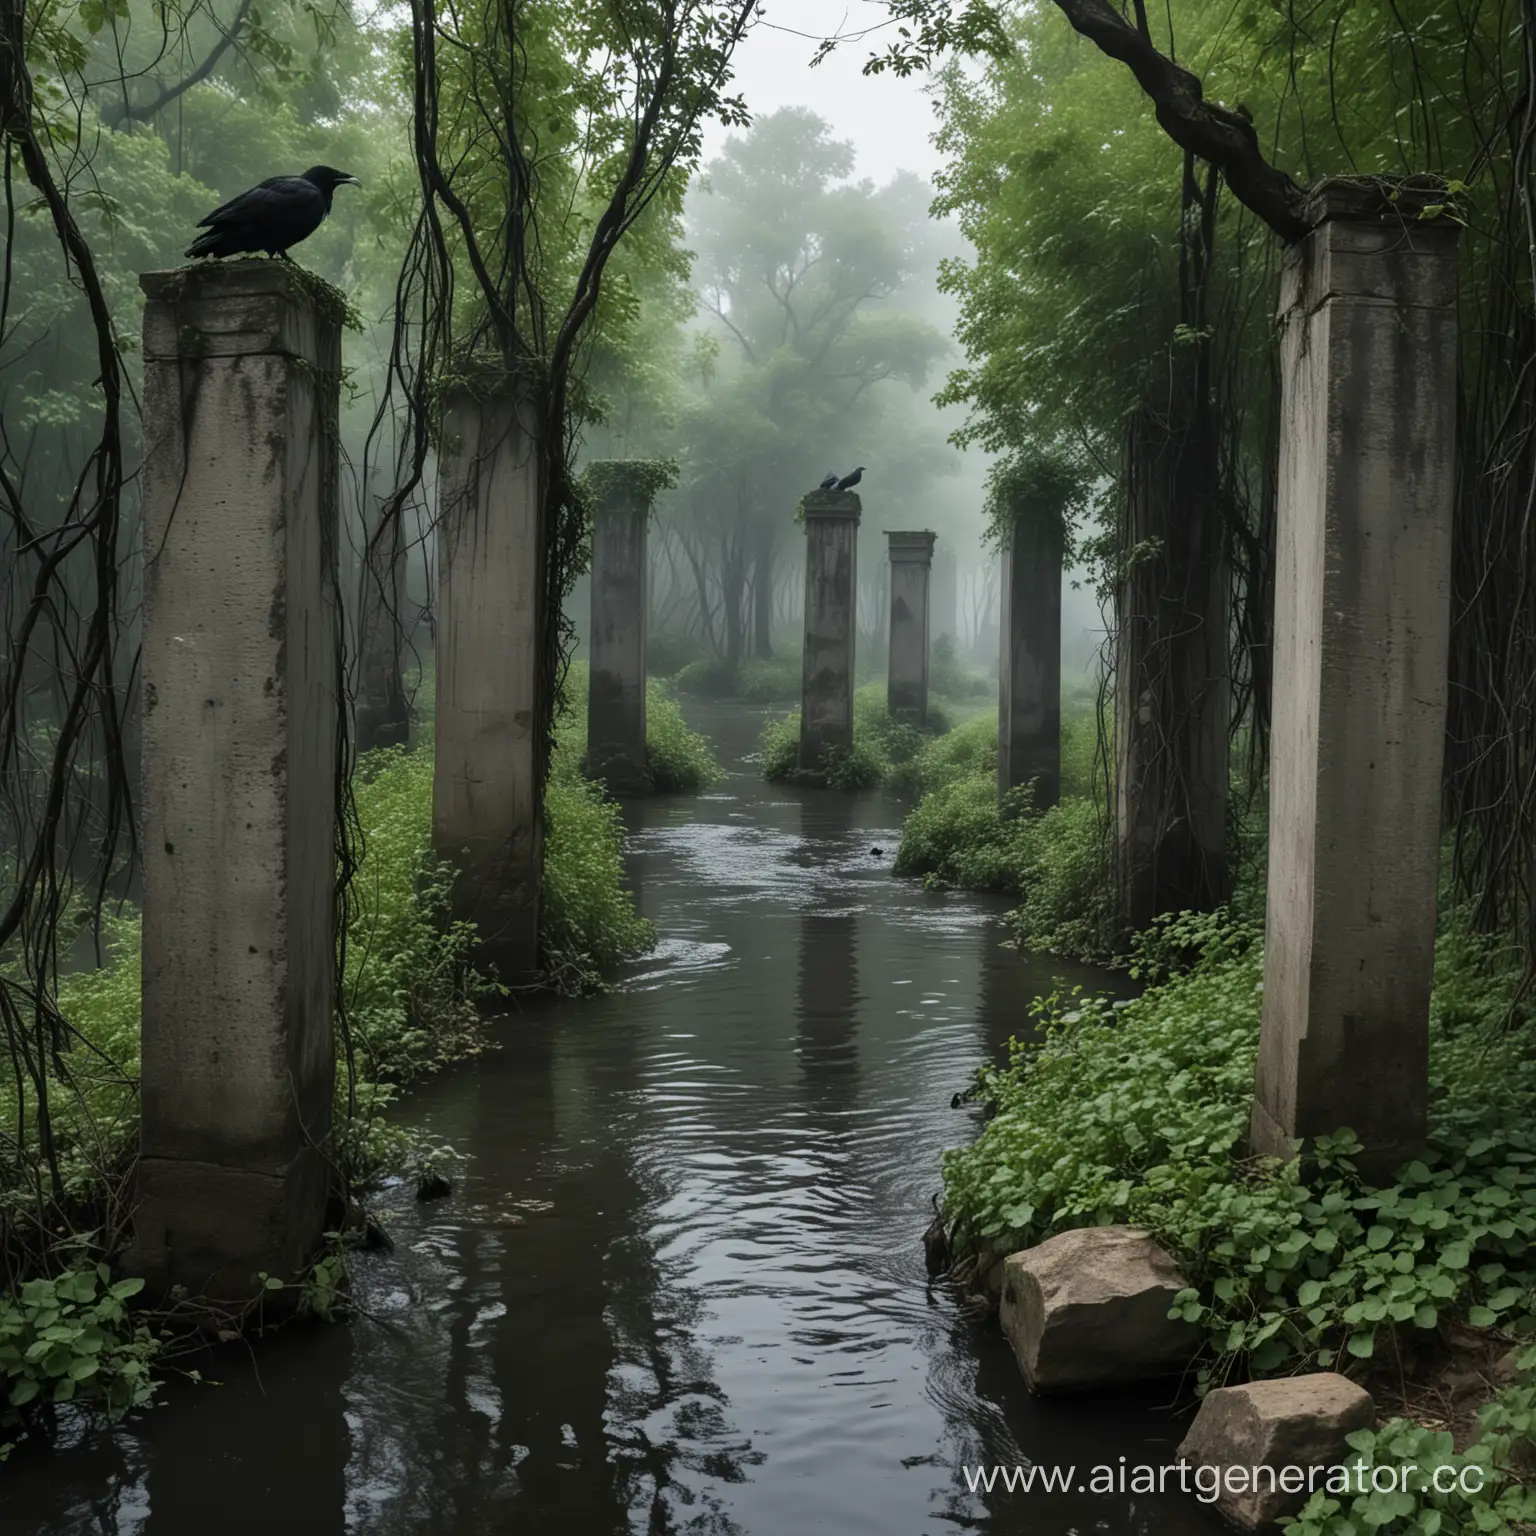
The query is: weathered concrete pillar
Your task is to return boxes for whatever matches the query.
[586,467,650,794]
[798,489,862,773]
[1251,181,1459,1177]
[134,263,340,1301]
[886,531,935,725]
[998,511,1063,810]
[434,383,545,981]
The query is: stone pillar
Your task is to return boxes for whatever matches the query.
[1251,181,1459,1177]
[434,384,545,981]
[798,490,862,773]
[998,512,1063,810]
[586,469,650,794]
[887,531,935,725]
[134,263,340,1301]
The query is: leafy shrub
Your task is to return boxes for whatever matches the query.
[896,776,1034,891]
[673,653,802,702]
[1004,796,1116,958]
[556,661,721,794]
[1285,1383,1536,1536]
[674,656,739,697]
[541,757,656,988]
[758,682,952,789]
[644,682,723,793]
[943,909,1536,1402]
[759,712,801,781]
[1,1266,156,1456]
[735,654,802,702]
[646,630,709,678]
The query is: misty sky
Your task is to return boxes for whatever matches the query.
[703,2,947,184]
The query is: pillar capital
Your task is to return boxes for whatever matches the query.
[141,261,341,368]
[1282,179,1460,321]
[802,489,862,524]
[885,530,936,563]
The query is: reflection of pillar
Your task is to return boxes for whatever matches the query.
[798,490,862,772]
[145,1327,351,1531]
[587,470,650,794]
[134,263,339,1301]
[886,531,935,725]
[434,384,544,980]
[796,795,861,1090]
[1251,182,1458,1180]
[998,513,1062,809]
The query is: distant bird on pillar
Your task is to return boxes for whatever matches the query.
[835,466,866,492]
[818,472,839,489]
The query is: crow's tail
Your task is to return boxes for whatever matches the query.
[184,229,222,259]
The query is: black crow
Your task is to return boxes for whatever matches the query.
[186,166,360,261]
[818,472,839,489]
[835,466,866,491]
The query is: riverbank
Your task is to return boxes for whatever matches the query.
[934,904,1536,1533]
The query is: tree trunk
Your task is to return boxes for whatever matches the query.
[752,524,774,658]
[1114,392,1230,929]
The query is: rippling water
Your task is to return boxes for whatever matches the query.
[2,701,1220,1536]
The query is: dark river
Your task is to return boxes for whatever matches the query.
[3,701,1219,1536]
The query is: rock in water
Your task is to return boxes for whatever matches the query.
[998,1226,1199,1392]
[416,1170,452,1202]
[1177,1374,1375,1529]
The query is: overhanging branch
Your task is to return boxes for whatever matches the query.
[1047,0,1310,242]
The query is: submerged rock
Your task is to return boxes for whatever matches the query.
[1177,1373,1375,1529]
[416,1170,453,1202]
[998,1226,1199,1392]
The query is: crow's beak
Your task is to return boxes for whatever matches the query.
[339,174,361,187]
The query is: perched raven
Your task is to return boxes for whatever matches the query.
[818,472,839,489]
[835,466,866,492]
[186,166,360,261]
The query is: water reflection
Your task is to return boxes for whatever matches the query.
[0,701,1219,1536]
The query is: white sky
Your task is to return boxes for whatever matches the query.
[702,1,948,185]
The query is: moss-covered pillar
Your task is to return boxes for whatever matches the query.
[434,383,545,982]
[998,510,1063,810]
[133,262,340,1301]
[586,465,652,794]
[1251,181,1459,1178]
[887,531,935,725]
[798,489,862,774]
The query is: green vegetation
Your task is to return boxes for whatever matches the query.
[675,653,802,703]
[940,906,1536,1534]
[758,682,965,791]
[556,660,723,794]
[892,690,1114,957]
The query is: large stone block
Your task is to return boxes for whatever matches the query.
[998,1226,1199,1392]
[1177,1373,1376,1530]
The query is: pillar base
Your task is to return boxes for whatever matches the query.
[128,1149,331,1304]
